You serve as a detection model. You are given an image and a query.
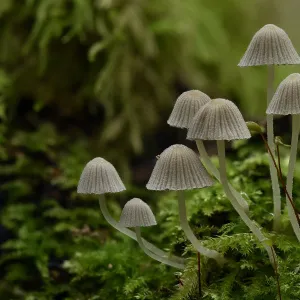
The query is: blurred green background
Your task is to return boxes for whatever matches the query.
[1,0,300,299]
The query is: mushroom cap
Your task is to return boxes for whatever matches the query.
[167,90,211,129]
[119,198,157,227]
[267,73,300,115]
[238,24,300,67]
[146,144,213,191]
[77,157,126,195]
[187,98,251,141]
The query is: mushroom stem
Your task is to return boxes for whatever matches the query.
[196,140,249,213]
[286,114,300,241]
[266,65,281,231]
[271,247,282,300]
[177,190,225,265]
[99,195,185,264]
[135,227,185,269]
[217,140,276,267]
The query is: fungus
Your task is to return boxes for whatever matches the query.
[267,73,300,241]
[167,90,211,129]
[238,24,300,230]
[188,99,250,212]
[238,24,300,67]
[78,157,126,194]
[119,198,184,269]
[188,99,275,266]
[77,157,184,265]
[147,144,225,264]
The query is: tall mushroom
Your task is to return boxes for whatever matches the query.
[119,198,184,269]
[188,98,275,266]
[146,144,225,265]
[167,90,249,213]
[238,24,300,230]
[267,73,300,241]
[77,157,184,264]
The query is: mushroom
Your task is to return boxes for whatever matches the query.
[77,157,184,264]
[188,99,250,212]
[238,24,300,230]
[77,157,126,195]
[167,90,211,129]
[167,91,249,213]
[119,198,184,269]
[188,99,276,267]
[238,24,300,67]
[146,144,225,265]
[267,73,300,241]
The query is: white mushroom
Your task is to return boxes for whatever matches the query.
[167,90,211,129]
[187,99,251,141]
[118,198,183,269]
[77,157,184,266]
[238,24,300,67]
[119,198,157,228]
[77,157,125,194]
[147,144,225,264]
[267,73,300,242]
[146,144,214,191]
[188,99,275,267]
[238,24,300,231]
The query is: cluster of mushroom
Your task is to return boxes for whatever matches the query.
[77,24,300,270]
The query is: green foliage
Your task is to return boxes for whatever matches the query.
[2,1,300,299]
[163,144,300,300]
[2,137,300,299]
[0,0,296,171]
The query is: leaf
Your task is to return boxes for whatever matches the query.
[88,40,110,62]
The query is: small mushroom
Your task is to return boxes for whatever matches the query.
[267,73,300,241]
[77,157,184,264]
[147,144,225,264]
[238,24,300,67]
[188,99,276,267]
[147,144,214,191]
[187,99,251,141]
[77,157,125,194]
[267,73,300,115]
[167,90,211,129]
[119,198,157,228]
[119,198,184,269]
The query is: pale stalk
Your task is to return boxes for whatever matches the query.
[266,65,281,231]
[177,190,225,265]
[286,114,300,241]
[99,195,185,264]
[135,227,185,269]
[217,140,275,267]
[196,140,249,213]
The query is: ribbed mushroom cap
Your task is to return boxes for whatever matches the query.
[77,157,126,194]
[267,73,300,115]
[167,90,211,128]
[238,24,300,67]
[119,198,157,227]
[187,98,251,141]
[146,144,213,191]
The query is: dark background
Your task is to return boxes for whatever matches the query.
[1,0,300,299]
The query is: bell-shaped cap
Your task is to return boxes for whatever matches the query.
[187,98,251,141]
[238,24,300,66]
[267,73,300,115]
[77,157,126,194]
[119,198,157,227]
[146,144,213,191]
[167,90,211,128]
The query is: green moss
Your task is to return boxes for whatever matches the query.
[1,139,300,299]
